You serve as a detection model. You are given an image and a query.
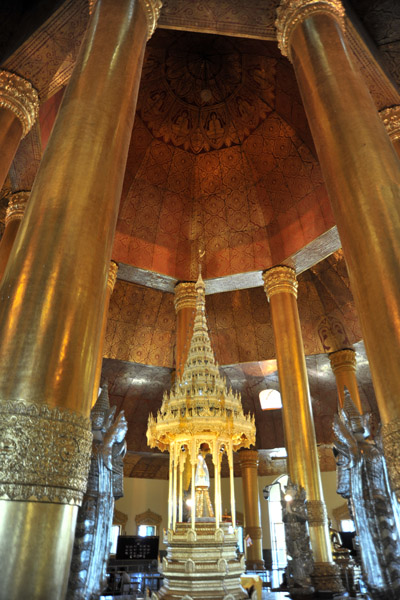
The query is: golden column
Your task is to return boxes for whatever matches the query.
[0,71,38,190]
[239,449,265,570]
[329,348,363,413]
[263,266,342,593]
[0,191,29,281]
[174,281,197,378]
[276,0,400,500]
[91,260,119,407]
[380,106,400,160]
[0,1,162,599]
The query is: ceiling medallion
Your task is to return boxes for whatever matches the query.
[138,33,276,153]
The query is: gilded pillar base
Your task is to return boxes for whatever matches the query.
[306,501,343,593]
[382,417,400,501]
[0,398,92,504]
[0,399,92,600]
[244,525,264,570]
[311,562,343,595]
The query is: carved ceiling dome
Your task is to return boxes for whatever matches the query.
[138,32,276,153]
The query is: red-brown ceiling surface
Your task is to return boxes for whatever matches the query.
[113,31,335,279]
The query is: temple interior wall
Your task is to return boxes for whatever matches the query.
[116,472,344,551]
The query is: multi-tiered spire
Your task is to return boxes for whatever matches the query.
[147,270,255,452]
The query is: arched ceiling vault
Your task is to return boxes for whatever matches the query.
[114,31,334,280]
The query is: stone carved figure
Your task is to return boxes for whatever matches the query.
[67,383,128,600]
[281,479,314,597]
[333,390,400,599]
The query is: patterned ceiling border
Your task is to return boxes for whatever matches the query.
[2,0,398,110]
[115,226,342,294]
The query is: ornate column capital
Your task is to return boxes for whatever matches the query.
[329,347,356,373]
[0,71,39,137]
[5,190,30,226]
[380,106,400,142]
[262,265,298,301]
[107,260,119,294]
[138,0,163,40]
[239,449,259,469]
[174,281,197,313]
[276,0,346,60]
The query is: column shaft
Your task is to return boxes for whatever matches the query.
[239,450,264,570]
[174,282,196,378]
[0,1,160,598]
[263,266,341,593]
[329,348,362,413]
[91,260,118,407]
[277,3,400,495]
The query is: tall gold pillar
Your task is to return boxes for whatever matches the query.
[263,266,341,593]
[329,348,363,413]
[0,191,29,281]
[174,281,197,378]
[276,0,400,500]
[239,449,265,570]
[173,282,197,498]
[92,260,118,407]
[0,1,162,599]
[0,71,38,191]
[380,106,400,160]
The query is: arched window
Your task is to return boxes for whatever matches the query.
[135,508,162,537]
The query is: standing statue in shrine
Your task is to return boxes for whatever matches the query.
[67,383,128,600]
[333,390,400,599]
[194,449,214,520]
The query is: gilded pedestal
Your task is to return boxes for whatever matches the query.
[276,0,400,499]
[239,450,265,570]
[0,1,162,598]
[263,266,342,594]
[156,523,247,600]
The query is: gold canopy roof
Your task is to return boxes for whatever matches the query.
[147,271,255,452]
